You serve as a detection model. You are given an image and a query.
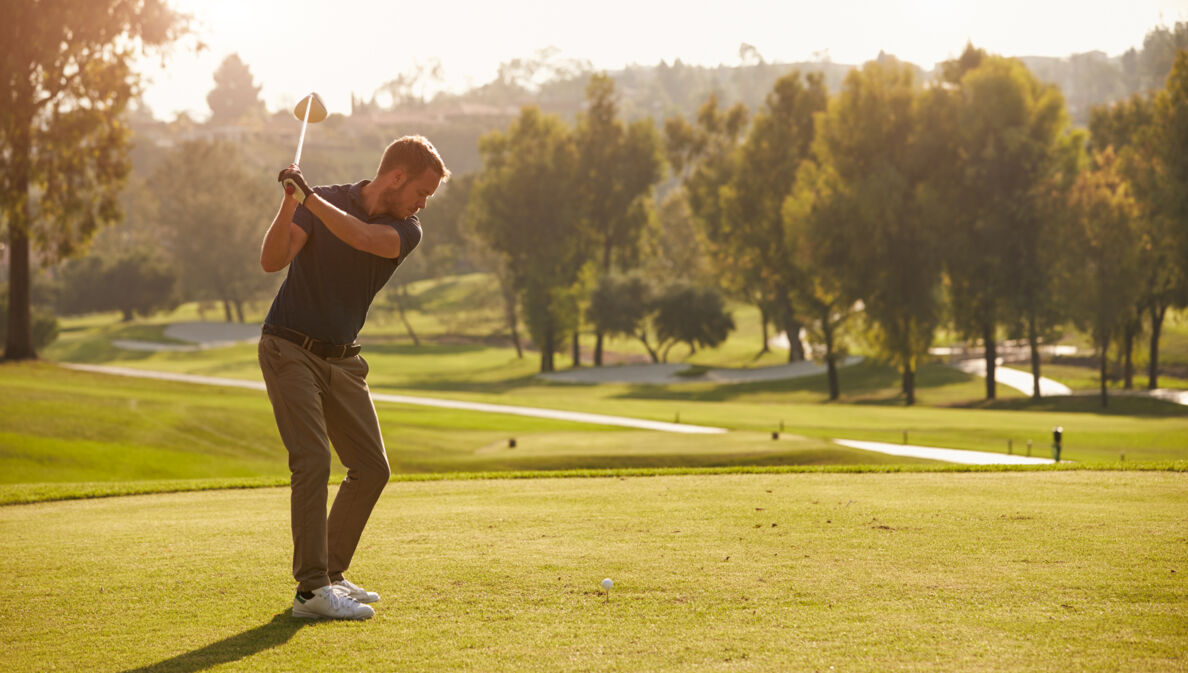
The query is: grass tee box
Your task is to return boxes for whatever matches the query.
[1,471,1183,672]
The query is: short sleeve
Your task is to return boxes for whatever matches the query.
[387,216,423,262]
[292,200,316,234]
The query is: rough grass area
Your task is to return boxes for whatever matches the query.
[1,471,1183,672]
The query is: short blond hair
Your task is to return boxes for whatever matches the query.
[377,135,450,182]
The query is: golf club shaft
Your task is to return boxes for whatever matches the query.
[293,95,313,165]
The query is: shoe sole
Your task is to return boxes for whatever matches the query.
[292,604,374,620]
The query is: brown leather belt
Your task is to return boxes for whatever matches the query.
[262,323,361,359]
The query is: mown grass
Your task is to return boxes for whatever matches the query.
[10,284,1185,507]
[4,359,1187,505]
[1,471,1183,672]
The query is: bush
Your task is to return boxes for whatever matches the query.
[0,290,60,352]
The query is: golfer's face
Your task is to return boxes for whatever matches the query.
[385,170,442,219]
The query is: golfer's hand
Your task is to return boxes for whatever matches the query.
[278,164,313,205]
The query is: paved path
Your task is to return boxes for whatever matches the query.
[952,358,1072,397]
[833,439,1055,465]
[951,358,1188,406]
[60,363,724,435]
[61,363,1050,464]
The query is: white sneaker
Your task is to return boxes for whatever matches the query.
[332,578,380,603]
[292,585,375,620]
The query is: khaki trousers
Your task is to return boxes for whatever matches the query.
[258,334,391,592]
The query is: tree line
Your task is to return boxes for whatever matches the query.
[462,47,1188,407]
[3,2,1186,411]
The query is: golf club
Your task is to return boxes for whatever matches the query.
[291,92,327,166]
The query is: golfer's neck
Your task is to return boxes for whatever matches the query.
[360,181,383,218]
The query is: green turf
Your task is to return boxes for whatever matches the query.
[4,358,1187,505]
[12,291,1186,507]
[1,471,1183,672]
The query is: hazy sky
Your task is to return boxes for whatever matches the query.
[139,0,1188,120]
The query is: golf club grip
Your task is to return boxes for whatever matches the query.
[283,178,305,203]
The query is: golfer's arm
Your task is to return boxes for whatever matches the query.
[305,195,402,259]
[260,197,308,272]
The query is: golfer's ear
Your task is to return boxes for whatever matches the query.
[385,167,406,188]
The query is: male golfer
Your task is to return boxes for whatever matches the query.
[258,136,449,620]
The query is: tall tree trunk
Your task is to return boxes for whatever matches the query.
[902,356,916,406]
[983,321,997,400]
[777,294,805,362]
[1028,313,1042,399]
[4,80,35,361]
[234,298,246,324]
[5,224,35,360]
[757,303,770,357]
[1122,320,1136,390]
[572,331,581,368]
[823,309,839,401]
[1148,303,1166,390]
[1099,335,1110,409]
[222,299,233,322]
[594,235,613,366]
[394,292,420,346]
[636,332,659,363]
[540,322,555,373]
[501,278,522,358]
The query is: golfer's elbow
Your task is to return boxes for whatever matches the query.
[260,252,286,273]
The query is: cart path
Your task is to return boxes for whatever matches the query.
[60,363,724,435]
[951,358,1072,396]
[832,439,1055,465]
[61,363,1054,464]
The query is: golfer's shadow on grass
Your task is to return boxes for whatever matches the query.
[119,612,307,673]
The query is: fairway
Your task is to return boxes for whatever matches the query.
[2,471,1183,672]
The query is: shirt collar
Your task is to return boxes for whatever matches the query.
[348,180,369,212]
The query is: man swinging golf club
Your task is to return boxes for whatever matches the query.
[259,94,450,620]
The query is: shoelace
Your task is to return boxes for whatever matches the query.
[325,588,362,612]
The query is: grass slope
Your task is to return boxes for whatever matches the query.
[1,472,1183,672]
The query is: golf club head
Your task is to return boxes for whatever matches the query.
[292,93,328,123]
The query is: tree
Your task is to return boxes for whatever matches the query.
[667,96,759,351]
[719,71,827,364]
[653,282,735,362]
[206,53,266,124]
[0,292,58,352]
[640,189,713,285]
[810,58,944,405]
[938,48,1071,400]
[1064,149,1145,408]
[574,74,664,366]
[58,248,179,321]
[1091,90,1187,390]
[467,107,583,372]
[372,58,445,108]
[149,140,275,322]
[588,274,734,364]
[1152,50,1188,387]
[588,273,659,362]
[783,160,857,401]
[1139,22,1188,91]
[2,0,187,360]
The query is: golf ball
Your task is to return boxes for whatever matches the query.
[601,578,613,590]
